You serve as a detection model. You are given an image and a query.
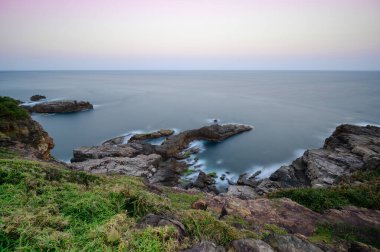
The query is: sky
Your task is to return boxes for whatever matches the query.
[0,0,380,70]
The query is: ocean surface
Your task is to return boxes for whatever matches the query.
[1,71,380,184]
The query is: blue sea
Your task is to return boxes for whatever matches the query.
[1,71,380,182]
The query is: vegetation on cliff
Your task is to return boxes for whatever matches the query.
[0,97,28,123]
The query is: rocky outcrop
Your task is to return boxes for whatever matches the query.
[264,234,323,252]
[188,171,218,194]
[71,142,156,162]
[129,129,174,142]
[23,100,93,113]
[224,185,258,199]
[0,97,54,160]
[206,196,321,236]
[249,124,380,195]
[156,124,252,158]
[231,239,274,252]
[30,95,46,101]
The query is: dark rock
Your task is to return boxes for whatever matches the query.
[231,239,274,252]
[30,95,46,101]
[129,129,174,142]
[0,105,54,160]
[156,124,252,158]
[264,234,323,252]
[250,124,380,194]
[181,241,225,252]
[220,174,226,180]
[148,159,187,186]
[102,135,125,146]
[136,214,187,240]
[24,100,93,113]
[190,171,218,194]
[237,171,261,187]
[349,242,379,252]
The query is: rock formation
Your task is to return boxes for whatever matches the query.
[22,100,93,113]
[30,95,46,101]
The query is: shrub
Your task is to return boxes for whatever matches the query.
[0,97,28,121]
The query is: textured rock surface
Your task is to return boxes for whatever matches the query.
[24,100,93,113]
[250,124,380,195]
[206,196,321,236]
[129,129,174,142]
[68,154,161,176]
[0,109,54,160]
[225,185,258,199]
[156,124,252,158]
[181,241,225,252]
[231,239,274,252]
[71,141,156,162]
[264,234,323,252]
[189,171,218,194]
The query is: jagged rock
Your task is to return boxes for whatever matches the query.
[349,242,379,252]
[231,239,274,252]
[68,154,161,176]
[181,241,225,252]
[264,234,323,252]
[102,135,125,146]
[237,171,261,187]
[71,142,156,162]
[23,100,93,113]
[136,214,187,240]
[156,124,252,158]
[148,159,187,186]
[189,171,218,194]
[129,129,174,142]
[191,199,208,210]
[0,97,54,160]
[225,185,258,199]
[30,95,46,101]
[206,197,321,236]
[250,124,380,194]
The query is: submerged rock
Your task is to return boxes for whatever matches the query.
[30,94,46,101]
[23,100,93,113]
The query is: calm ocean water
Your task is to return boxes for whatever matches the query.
[1,71,380,181]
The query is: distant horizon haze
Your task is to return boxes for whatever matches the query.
[1,0,380,70]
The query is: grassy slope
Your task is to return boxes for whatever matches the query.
[0,153,261,251]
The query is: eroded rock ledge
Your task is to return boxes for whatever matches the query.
[69,124,252,186]
[234,124,380,197]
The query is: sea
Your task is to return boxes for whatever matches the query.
[1,71,380,184]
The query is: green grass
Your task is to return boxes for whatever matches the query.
[269,170,380,212]
[0,96,28,122]
[207,172,217,178]
[0,148,18,159]
[0,158,257,251]
[309,222,380,249]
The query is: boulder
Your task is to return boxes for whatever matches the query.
[191,199,208,210]
[30,95,46,101]
[181,241,225,252]
[225,185,258,199]
[24,100,93,113]
[190,171,218,194]
[231,239,274,252]
[264,234,323,252]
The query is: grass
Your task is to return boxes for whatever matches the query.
[309,222,380,249]
[0,158,258,251]
[268,170,380,212]
[0,96,28,122]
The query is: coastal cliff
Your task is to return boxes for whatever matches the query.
[0,97,379,251]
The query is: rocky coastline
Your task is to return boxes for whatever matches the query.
[1,96,379,251]
[21,95,93,113]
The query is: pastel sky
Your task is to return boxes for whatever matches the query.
[1,0,380,70]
